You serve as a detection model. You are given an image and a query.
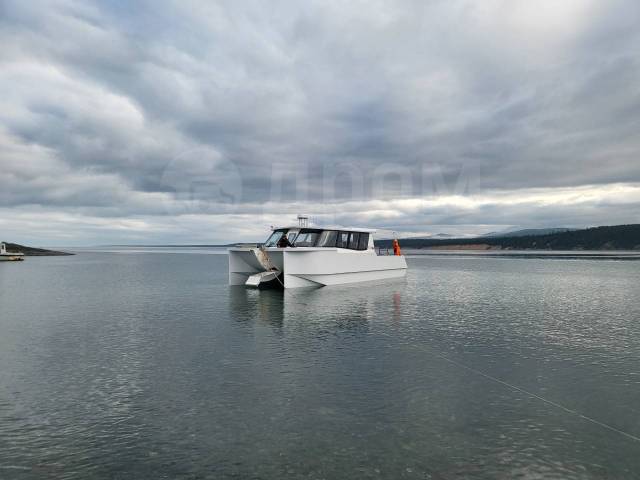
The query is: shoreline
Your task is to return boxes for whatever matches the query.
[3,243,74,256]
[402,248,640,259]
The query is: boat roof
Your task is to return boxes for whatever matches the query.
[273,225,377,233]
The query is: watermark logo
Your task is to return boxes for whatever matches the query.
[159,147,243,216]
[160,151,481,223]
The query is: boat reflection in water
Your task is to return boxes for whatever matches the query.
[229,275,407,331]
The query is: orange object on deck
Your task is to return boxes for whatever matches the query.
[392,238,402,256]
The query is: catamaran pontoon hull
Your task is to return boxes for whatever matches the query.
[229,247,407,289]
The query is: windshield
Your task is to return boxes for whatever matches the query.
[263,229,287,247]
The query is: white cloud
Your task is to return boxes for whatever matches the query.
[0,0,639,244]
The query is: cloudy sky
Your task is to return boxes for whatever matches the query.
[1,0,640,245]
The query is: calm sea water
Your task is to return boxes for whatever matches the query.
[1,251,639,479]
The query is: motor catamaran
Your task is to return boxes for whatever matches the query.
[0,242,25,261]
[228,216,407,289]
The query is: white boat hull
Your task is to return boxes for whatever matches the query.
[229,247,407,289]
[0,243,24,261]
[0,255,25,261]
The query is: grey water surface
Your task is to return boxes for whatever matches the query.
[1,251,639,479]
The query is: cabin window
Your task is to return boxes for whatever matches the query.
[294,229,321,247]
[336,231,350,248]
[264,229,287,247]
[317,230,338,247]
[266,229,370,249]
[287,229,300,243]
[358,233,370,250]
[348,232,360,249]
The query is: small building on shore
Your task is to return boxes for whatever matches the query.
[0,242,25,261]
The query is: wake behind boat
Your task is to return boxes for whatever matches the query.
[228,216,407,289]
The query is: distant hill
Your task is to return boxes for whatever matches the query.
[376,224,640,251]
[429,233,456,239]
[482,227,577,238]
[3,243,73,256]
[398,232,457,240]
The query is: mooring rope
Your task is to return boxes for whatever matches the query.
[258,246,301,293]
[421,345,640,443]
[249,249,639,443]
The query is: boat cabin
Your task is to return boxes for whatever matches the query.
[263,227,374,251]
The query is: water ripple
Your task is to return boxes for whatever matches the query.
[0,253,639,479]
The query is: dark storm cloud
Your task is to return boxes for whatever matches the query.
[1,0,640,243]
